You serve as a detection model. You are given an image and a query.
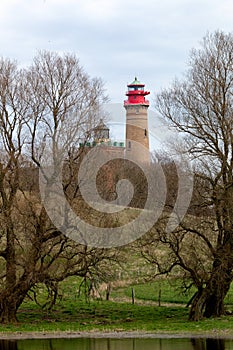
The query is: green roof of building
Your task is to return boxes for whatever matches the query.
[129,77,144,86]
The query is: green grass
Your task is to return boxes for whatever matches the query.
[0,300,232,336]
[0,277,233,335]
[111,278,233,306]
[111,279,196,305]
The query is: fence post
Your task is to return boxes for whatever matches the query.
[158,287,161,307]
[132,288,135,304]
[106,283,111,301]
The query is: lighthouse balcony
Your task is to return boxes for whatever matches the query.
[126,90,150,96]
[124,99,149,106]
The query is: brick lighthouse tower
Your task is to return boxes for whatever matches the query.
[124,77,150,164]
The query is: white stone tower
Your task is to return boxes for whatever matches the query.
[124,77,150,164]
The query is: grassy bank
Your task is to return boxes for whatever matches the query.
[0,277,233,336]
[1,301,233,336]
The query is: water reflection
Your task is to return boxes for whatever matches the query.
[191,338,225,350]
[0,337,230,350]
[0,340,18,350]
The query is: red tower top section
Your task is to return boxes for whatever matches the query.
[124,77,150,106]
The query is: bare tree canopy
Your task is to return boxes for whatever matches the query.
[0,51,120,323]
[153,30,233,320]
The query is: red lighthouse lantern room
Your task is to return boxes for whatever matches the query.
[124,77,150,106]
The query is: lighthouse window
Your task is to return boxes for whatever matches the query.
[128,141,131,149]
[144,129,147,136]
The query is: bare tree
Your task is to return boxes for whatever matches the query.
[0,52,120,323]
[151,30,233,320]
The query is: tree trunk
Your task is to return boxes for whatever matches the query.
[0,272,34,323]
[189,285,228,321]
[189,288,207,321]
[0,223,18,323]
[204,286,226,318]
[0,295,18,323]
[189,243,233,321]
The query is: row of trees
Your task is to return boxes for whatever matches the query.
[0,51,124,322]
[1,30,233,323]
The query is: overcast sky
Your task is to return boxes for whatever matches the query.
[1,0,233,105]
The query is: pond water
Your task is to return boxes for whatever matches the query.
[0,337,233,350]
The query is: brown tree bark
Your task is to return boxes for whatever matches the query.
[154,30,233,322]
[189,242,233,320]
[0,52,114,324]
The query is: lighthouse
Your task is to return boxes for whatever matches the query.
[124,77,150,164]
